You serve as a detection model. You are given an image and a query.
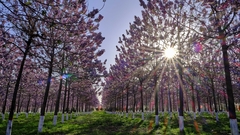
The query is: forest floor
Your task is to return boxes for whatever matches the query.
[0,111,240,135]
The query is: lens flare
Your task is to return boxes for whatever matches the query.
[193,42,203,53]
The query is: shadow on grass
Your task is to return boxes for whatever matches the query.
[197,113,231,135]
[45,111,146,135]
[1,111,239,135]
[148,125,159,135]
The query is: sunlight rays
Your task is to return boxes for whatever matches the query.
[131,43,200,107]
[171,58,186,97]
[164,47,177,59]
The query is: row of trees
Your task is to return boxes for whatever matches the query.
[0,0,107,134]
[102,0,239,134]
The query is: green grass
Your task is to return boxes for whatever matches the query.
[0,111,239,135]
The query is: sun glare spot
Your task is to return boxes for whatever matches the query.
[164,47,177,59]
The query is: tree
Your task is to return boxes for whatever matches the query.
[179,0,240,133]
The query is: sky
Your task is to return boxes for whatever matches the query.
[87,0,144,105]
[88,0,144,71]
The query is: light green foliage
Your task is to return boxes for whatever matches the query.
[0,111,239,135]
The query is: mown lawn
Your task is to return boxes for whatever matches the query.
[0,111,239,135]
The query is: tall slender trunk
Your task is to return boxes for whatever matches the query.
[211,78,218,121]
[206,98,209,111]
[6,40,31,135]
[158,90,161,113]
[217,93,221,111]
[161,88,164,113]
[140,82,144,120]
[223,85,228,111]
[81,102,83,112]
[2,81,10,120]
[126,86,129,117]
[207,88,212,112]
[46,97,50,112]
[191,82,196,119]
[26,94,31,113]
[20,98,24,112]
[116,97,120,112]
[16,88,22,115]
[62,80,68,121]
[38,46,55,132]
[179,69,184,131]
[145,93,148,111]
[168,78,172,115]
[132,92,136,119]
[50,100,53,112]
[168,89,172,114]
[76,96,79,113]
[71,93,74,115]
[114,94,117,112]
[221,32,238,134]
[177,9,184,132]
[173,91,176,112]
[121,88,124,115]
[66,82,71,120]
[25,94,31,118]
[186,93,190,112]
[196,86,201,113]
[154,74,159,126]
[33,90,38,113]
[176,87,179,113]
[53,56,64,125]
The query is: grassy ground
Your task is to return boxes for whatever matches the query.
[0,111,239,135]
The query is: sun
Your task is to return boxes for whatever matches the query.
[164,47,177,59]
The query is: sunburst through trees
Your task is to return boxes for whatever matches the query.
[102,0,239,134]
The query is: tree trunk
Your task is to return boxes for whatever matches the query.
[217,93,221,111]
[114,94,117,112]
[207,88,212,112]
[6,40,31,135]
[25,94,31,118]
[121,88,124,116]
[53,58,65,125]
[211,78,218,121]
[221,38,239,134]
[62,80,68,123]
[154,74,159,126]
[81,102,83,112]
[2,80,10,120]
[66,82,71,121]
[77,96,79,113]
[145,92,148,112]
[196,87,201,113]
[176,87,179,114]
[133,92,136,119]
[33,90,38,113]
[46,97,50,113]
[71,92,74,117]
[223,86,228,112]
[140,82,144,120]
[50,99,54,112]
[168,90,172,118]
[177,12,184,133]
[126,86,129,117]
[191,82,196,119]
[173,91,176,112]
[16,88,22,117]
[161,88,164,115]
[38,46,55,132]
[26,94,31,113]
[185,93,189,112]
[116,97,119,112]
[179,67,184,132]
